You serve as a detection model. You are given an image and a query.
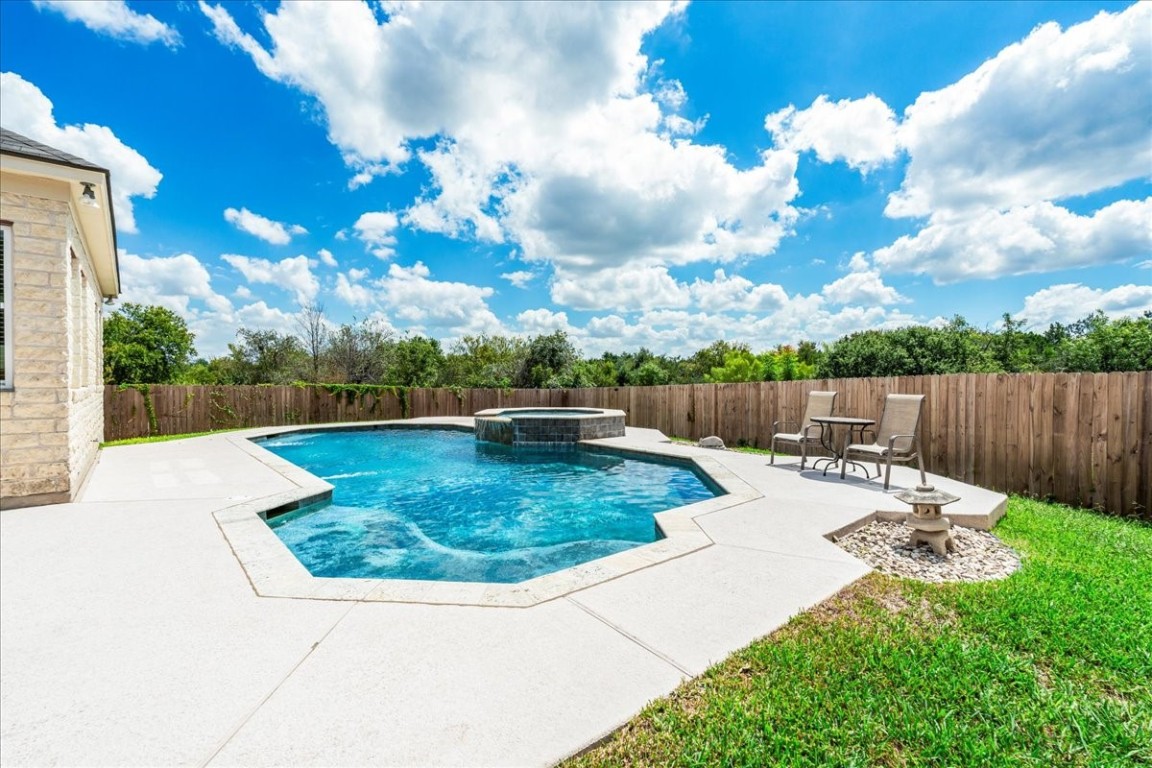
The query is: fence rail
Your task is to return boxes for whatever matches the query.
[104,372,1150,518]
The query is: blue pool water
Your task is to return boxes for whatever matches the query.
[259,429,718,583]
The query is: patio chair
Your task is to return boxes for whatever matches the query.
[840,393,927,489]
[770,390,837,470]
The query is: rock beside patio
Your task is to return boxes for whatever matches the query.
[835,520,1021,583]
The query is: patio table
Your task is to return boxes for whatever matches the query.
[809,415,875,477]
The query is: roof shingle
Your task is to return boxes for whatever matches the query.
[0,126,108,173]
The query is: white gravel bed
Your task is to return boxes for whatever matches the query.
[835,520,1022,583]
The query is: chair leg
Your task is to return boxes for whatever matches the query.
[799,439,807,470]
[883,457,893,490]
[770,436,776,465]
[917,452,926,485]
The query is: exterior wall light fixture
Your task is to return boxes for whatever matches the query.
[80,182,99,208]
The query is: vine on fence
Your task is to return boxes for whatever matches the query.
[117,383,158,436]
[317,383,410,418]
[208,387,242,429]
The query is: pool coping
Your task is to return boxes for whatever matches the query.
[213,420,762,607]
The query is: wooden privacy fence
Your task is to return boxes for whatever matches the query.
[105,372,1150,518]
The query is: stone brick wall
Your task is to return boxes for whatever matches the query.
[0,184,106,508]
[65,214,105,497]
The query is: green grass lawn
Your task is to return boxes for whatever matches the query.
[101,428,244,448]
[669,436,779,456]
[565,498,1152,767]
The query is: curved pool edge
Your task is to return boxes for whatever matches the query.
[212,418,763,607]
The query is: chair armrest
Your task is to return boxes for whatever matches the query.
[801,423,824,439]
[886,433,918,454]
[772,420,797,433]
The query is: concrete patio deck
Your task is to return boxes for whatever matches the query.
[0,419,1006,767]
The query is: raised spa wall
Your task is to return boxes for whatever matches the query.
[474,408,626,448]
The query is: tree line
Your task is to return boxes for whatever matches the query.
[102,302,1152,387]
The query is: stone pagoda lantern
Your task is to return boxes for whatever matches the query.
[894,484,960,556]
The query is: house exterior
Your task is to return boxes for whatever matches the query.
[0,128,120,509]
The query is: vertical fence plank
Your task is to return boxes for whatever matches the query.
[974,374,991,491]
[1088,374,1109,511]
[1054,373,1077,505]
[1105,373,1126,516]
[948,375,963,482]
[1142,371,1152,517]
[1005,374,1024,495]
[1118,372,1141,517]
[1033,374,1054,500]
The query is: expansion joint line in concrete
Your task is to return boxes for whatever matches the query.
[563,596,695,678]
[196,601,360,768]
[713,540,873,568]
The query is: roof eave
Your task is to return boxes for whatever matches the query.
[0,153,120,297]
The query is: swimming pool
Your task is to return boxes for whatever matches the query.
[258,428,719,583]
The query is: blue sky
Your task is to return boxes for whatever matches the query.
[2,0,1149,358]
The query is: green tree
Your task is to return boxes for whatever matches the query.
[796,340,821,367]
[629,359,672,386]
[683,340,750,382]
[570,357,622,388]
[767,345,819,381]
[226,328,306,384]
[387,335,444,386]
[992,313,1047,372]
[294,303,329,382]
[103,302,196,384]
[325,318,393,383]
[818,321,992,378]
[1049,311,1152,372]
[705,349,770,382]
[181,357,235,385]
[441,334,527,388]
[515,331,580,388]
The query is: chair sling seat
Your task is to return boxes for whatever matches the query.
[840,393,926,490]
[770,390,836,470]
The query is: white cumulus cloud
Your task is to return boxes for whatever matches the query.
[117,251,231,315]
[689,269,789,314]
[821,254,907,305]
[1018,283,1152,326]
[34,0,181,48]
[233,301,299,335]
[873,199,1152,283]
[333,270,374,308]
[500,271,535,289]
[551,265,691,312]
[199,1,803,276]
[374,262,501,334]
[353,211,400,259]
[888,3,1151,219]
[765,94,899,172]
[330,261,504,338]
[222,254,320,306]
[515,308,575,337]
[1,72,162,233]
[223,207,307,245]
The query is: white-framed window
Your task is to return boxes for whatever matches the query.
[0,222,12,389]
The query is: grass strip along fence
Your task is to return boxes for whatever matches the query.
[563,498,1152,768]
[105,371,1150,518]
